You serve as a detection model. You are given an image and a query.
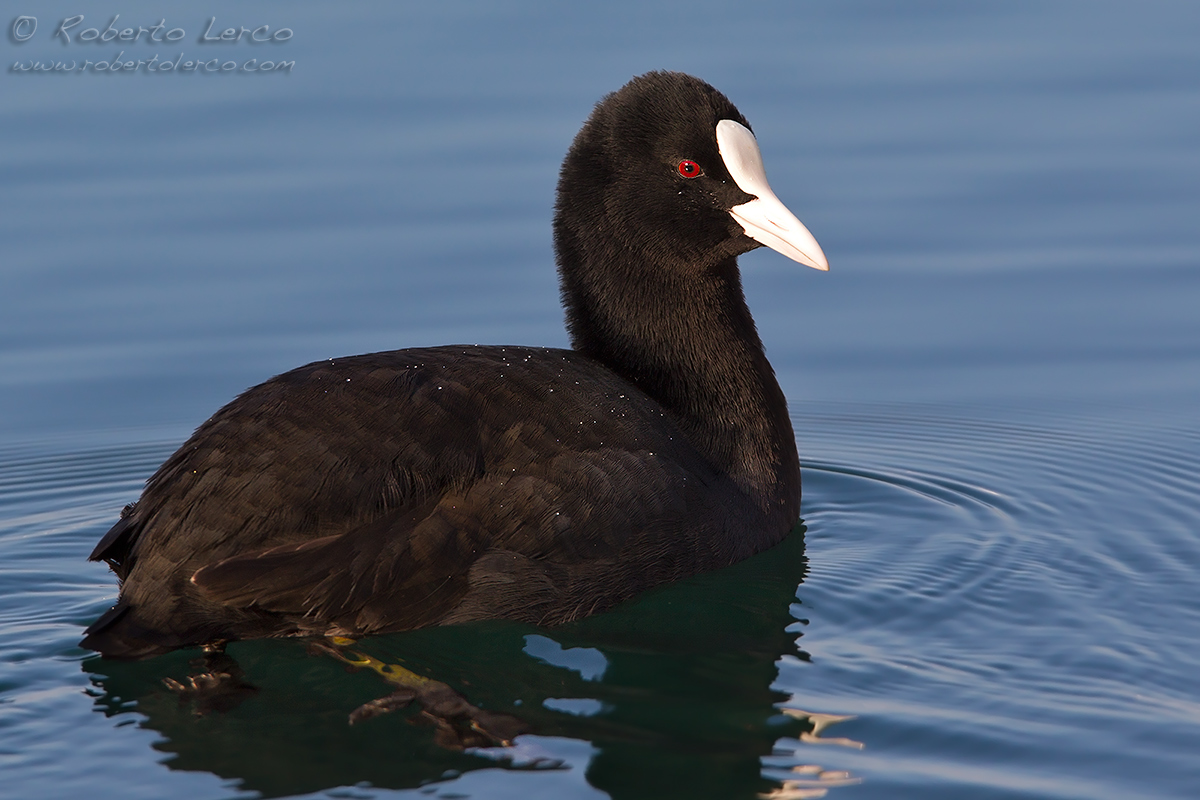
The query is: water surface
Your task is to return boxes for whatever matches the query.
[2,2,1199,798]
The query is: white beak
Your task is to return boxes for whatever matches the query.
[716,119,829,271]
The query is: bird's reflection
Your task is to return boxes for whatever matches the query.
[83,523,862,798]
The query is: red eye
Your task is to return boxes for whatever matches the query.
[677,159,703,178]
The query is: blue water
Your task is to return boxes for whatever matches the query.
[3,2,1199,798]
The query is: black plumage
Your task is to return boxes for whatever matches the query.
[82,71,827,659]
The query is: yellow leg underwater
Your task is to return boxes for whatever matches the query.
[314,637,529,748]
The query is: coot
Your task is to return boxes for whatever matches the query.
[82,71,828,659]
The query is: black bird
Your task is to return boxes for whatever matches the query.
[82,71,829,660]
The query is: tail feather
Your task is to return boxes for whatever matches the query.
[80,602,179,660]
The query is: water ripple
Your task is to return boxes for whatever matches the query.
[772,404,1200,798]
[1,407,1198,798]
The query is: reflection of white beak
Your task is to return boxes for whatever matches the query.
[716,119,829,272]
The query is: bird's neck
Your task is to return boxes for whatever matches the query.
[562,255,800,516]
